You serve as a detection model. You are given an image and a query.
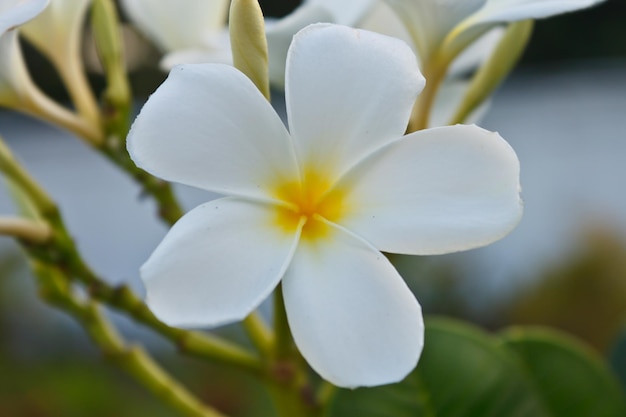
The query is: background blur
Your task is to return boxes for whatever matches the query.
[1,0,626,416]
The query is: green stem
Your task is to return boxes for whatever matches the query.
[100,144,184,225]
[448,20,534,125]
[316,381,337,410]
[267,381,317,417]
[0,216,51,243]
[265,284,321,417]
[90,283,264,374]
[122,345,227,417]
[243,312,273,357]
[40,229,262,373]
[0,137,56,215]
[273,283,292,359]
[407,55,450,133]
[33,262,229,417]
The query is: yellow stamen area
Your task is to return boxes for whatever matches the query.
[272,167,347,242]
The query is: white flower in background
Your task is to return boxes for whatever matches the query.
[384,0,607,64]
[380,0,605,131]
[119,0,230,70]
[21,0,90,72]
[360,1,505,126]
[21,0,98,124]
[128,24,522,387]
[0,0,49,107]
[266,0,377,87]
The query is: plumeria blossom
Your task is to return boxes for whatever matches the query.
[381,0,605,131]
[128,24,522,387]
[0,0,49,108]
[0,0,100,143]
[119,0,231,70]
[384,0,607,64]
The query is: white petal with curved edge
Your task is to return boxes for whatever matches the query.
[338,124,522,255]
[283,223,423,388]
[142,197,301,328]
[286,23,424,179]
[127,64,299,200]
[266,5,333,89]
[469,0,606,25]
[0,0,48,33]
[120,0,228,52]
[385,0,486,61]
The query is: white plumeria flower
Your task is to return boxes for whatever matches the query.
[266,0,376,87]
[0,0,49,107]
[384,0,606,63]
[119,0,230,70]
[127,24,522,387]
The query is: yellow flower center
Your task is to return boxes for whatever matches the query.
[273,167,348,241]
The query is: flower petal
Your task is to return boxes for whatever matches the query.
[359,1,413,49]
[120,0,228,52]
[283,223,423,388]
[0,0,48,34]
[312,0,377,24]
[127,63,299,200]
[142,197,300,328]
[159,29,232,69]
[0,30,34,106]
[338,124,522,255]
[429,80,491,127]
[469,0,606,25]
[21,0,90,66]
[266,5,333,89]
[285,23,424,179]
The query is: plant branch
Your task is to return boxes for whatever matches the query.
[33,262,229,417]
[0,216,51,243]
[243,311,274,357]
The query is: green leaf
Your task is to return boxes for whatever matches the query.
[327,318,626,417]
[501,327,626,417]
[327,318,548,417]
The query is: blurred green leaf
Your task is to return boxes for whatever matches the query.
[609,325,626,391]
[327,318,626,417]
[502,327,626,417]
